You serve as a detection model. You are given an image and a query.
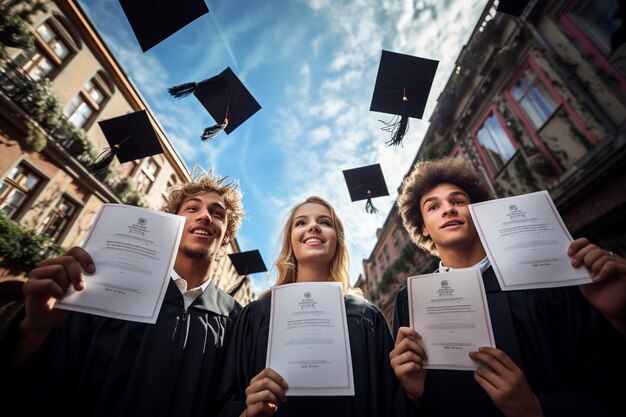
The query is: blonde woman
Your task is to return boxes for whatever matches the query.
[217,196,399,417]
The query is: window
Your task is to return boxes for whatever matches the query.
[509,68,559,130]
[161,174,178,204]
[39,196,78,241]
[64,78,108,128]
[136,158,160,193]
[0,165,43,219]
[22,21,71,80]
[475,112,516,175]
[567,0,622,54]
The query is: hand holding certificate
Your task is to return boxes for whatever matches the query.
[407,268,495,370]
[266,282,354,396]
[55,203,184,323]
[469,190,592,290]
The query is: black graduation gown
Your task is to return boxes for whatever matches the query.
[216,293,399,417]
[0,279,241,417]
[392,267,625,417]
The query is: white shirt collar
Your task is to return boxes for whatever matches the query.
[438,256,491,274]
[171,269,212,309]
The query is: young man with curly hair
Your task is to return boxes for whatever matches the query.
[0,171,245,417]
[390,157,625,417]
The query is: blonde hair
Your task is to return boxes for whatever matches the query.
[264,196,360,297]
[161,169,244,240]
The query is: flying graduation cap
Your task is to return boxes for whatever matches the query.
[119,0,209,52]
[88,110,164,174]
[495,0,529,16]
[227,249,267,297]
[167,67,261,141]
[342,163,389,214]
[370,50,438,146]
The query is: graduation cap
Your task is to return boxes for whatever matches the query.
[119,0,209,52]
[342,163,389,214]
[88,110,164,174]
[227,249,267,297]
[495,0,529,16]
[370,50,438,146]
[167,67,261,141]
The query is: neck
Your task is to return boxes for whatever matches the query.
[173,255,212,289]
[438,242,487,269]
[296,261,331,283]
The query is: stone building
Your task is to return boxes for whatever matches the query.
[358,0,626,325]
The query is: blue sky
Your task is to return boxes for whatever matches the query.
[78,0,486,294]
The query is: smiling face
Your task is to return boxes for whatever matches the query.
[419,183,482,254]
[290,202,338,269]
[176,191,229,260]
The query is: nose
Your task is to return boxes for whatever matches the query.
[197,209,212,223]
[307,223,321,232]
[442,203,457,216]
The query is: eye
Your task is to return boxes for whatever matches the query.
[427,204,438,212]
[211,209,225,219]
[294,219,305,227]
[320,219,333,227]
[452,199,466,205]
[185,206,198,212]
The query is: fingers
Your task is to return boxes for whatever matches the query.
[568,239,625,282]
[394,326,421,346]
[568,237,591,257]
[245,368,288,417]
[32,247,94,292]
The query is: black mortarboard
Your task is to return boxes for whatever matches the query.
[495,0,529,16]
[228,249,268,276]
[370,50,438,146]
[88,110,163,174]
[167,67,261,141]
[227,249,267,297]
[342,163,389,214]
[119,0,209,52]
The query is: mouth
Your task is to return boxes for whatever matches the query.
[441,220,463,229]
[303,237,323,245]
[189,226,214,237]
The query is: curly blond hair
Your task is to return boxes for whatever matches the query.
[161,170,244,240]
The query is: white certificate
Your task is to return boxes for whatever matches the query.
[407,269,495,370]
[469,190,592,290]
[55,203,184,323]
[266,282,354,396]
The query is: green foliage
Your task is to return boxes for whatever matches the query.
[0,212,64,271]
[24,119,46,151]
[20,79,64,131]
[0,8,34,49]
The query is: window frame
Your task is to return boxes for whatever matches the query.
[471,106,519,178]
[22,17,79,81]
[0,161,47,221]
[559,0,626,91]
[64,75,111,130]
[39,194,81,243]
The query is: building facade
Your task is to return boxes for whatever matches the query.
[359,0,626,325]
[0,0,254,324]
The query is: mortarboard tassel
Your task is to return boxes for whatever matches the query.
[365,190,378,214]
[379,88,409,147]
[167,82,199,99]
[87,136,131,174]
[201,104,229,141]
[228,276,248,297]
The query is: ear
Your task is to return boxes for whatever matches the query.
[222,232,231,245]
[421,224,430,238]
